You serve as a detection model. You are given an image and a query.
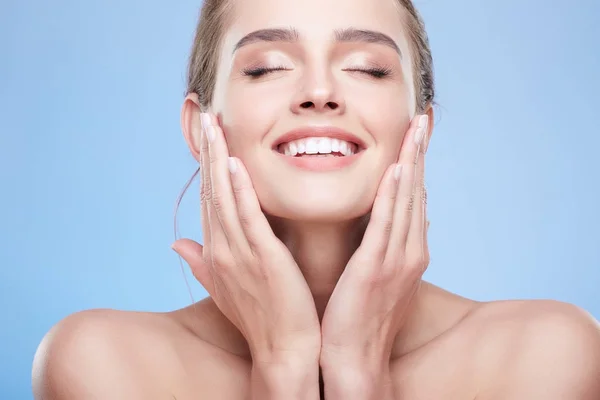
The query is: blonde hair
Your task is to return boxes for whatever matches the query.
[185,0,435,113]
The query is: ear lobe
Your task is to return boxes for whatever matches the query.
[180,93,203,162]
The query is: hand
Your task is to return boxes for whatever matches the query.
[320,115,431,398]
[172,113,321,370]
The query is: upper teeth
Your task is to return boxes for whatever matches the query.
[279,137,358,156]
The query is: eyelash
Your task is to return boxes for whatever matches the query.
[344,66,393,79]
[242,66,288,77]
[241,65,392,79]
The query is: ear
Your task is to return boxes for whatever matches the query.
[180,93,204,162]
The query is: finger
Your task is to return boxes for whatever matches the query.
[227,157,282,254]
[385,115,428,264]
[199,114,212,256]
[357,163,401,261]
[171,239,215,296]
[424,219,430,261]
[406,115,428,267]
[200,114,230,262]
[204,116,252,255]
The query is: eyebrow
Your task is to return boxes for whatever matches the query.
[232,27,402,57]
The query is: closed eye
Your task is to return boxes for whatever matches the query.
[241,66,393,79]
[241,66,289,78]
[343,67,393,78]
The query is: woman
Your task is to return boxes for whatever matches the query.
[33,0,600,399]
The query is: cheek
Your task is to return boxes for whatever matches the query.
[355,91,410,157]
[220,83,285,155]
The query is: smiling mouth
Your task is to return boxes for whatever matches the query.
[276,137,361,157]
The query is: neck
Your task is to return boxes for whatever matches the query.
[268,215,368,320]
[187,216,478,362]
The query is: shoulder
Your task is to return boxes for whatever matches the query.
[32,309,182,399]
[32,307,249,399]
[467,300,600,399]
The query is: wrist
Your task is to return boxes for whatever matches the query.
[320,359,395,400]
[250,358,320,400]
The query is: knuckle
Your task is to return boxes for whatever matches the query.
[200,136,210,153]
[237,209,253,228]
[211,252,234,273]
[230,243,250,263]
[371,213,393,236]
[355,250,376,267]
[200,186,212,203]
[201,177,212,199]
[423,253,431,268]
[405,193,415,212]
[405,255,420,269]
[249,251,282,280]
[404,255,428,275]
[375,189,396,203]
[211,192,225,212]
[353,252,389,284]
[380,261,399,280]
[382,219,393,236]
[251,263,271,283]
[360,244,388,265]
[366,265,399,288]
[232,182,251,201]
[231,183,244,196]
[201,252,212,267]
[208,147,218,165]
[354,266,384,288]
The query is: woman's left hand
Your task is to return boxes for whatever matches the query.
[320,115,430,399]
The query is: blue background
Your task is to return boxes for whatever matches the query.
[1,0,599,398]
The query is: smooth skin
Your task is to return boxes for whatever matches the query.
[32,0,600,398]
[32,110,600,399]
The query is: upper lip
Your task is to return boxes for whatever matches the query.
[272,126,367,150]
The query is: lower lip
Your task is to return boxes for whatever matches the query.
[274,151,363,171]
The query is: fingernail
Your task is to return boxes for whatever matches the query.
[205,126,216,143]
[394,164,403,180]
[200,113,212,129]
[228,157,237,174]
[414,115,429,145]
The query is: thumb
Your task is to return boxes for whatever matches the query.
[171,239,215,296]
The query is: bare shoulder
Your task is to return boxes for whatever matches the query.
[32,306,250,400]
[466,299,600,399]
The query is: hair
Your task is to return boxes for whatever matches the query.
[185,0,435,113]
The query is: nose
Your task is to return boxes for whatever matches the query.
[290,68,346,115]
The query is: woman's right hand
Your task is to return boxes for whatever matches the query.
[171,113,321,371]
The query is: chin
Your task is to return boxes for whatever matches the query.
[256,183,375,224]
[241,147,388,224]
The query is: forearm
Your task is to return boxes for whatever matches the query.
[249,359,320,400]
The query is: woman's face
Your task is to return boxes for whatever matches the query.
[211,0,416,222]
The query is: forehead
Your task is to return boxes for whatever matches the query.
[224,0,409,53]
